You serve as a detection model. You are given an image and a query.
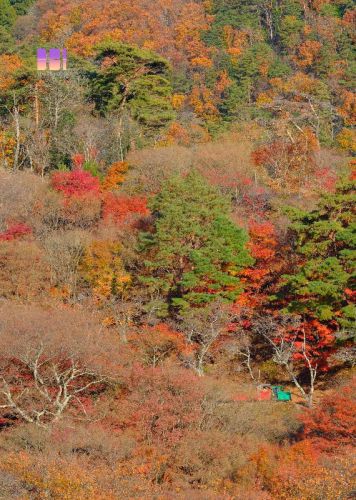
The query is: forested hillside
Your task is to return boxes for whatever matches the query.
[0,0,355,498]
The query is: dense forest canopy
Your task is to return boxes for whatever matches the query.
[0,0,355,498]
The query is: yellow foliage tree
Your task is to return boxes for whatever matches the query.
[0,452,115,500]
[0,131,16,168]
[172,94,186,110]
[337,128,356,153]
[189,85,219,121]
[81,240,131,300]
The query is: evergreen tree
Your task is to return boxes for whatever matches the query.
[89,42,174,133]
[139,171,254,314]
[0,0,16,29]
[0,25,15,53]
[10,0,34,15]
[281,174,356,329]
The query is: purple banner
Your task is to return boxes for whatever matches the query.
[37,48,47,71]
[37,48,67,71]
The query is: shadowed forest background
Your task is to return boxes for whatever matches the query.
[0,0,355,498]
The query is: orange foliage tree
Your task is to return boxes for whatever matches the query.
[102,161,129,191]
[127,323,189,367]
[37,0,213,70]
[252,128,319,191]
[0,54,23,92]
[252,439,355,500]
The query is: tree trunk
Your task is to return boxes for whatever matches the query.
[13,105,20,171]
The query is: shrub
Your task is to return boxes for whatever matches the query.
[51,169,100,197]
[300,379,356,451]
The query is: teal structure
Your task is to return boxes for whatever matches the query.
[272,386,292,401]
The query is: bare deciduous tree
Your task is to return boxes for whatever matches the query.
[0,304,121,427]
[254,315,318,407]
[179,301,234,376]
[234,344,261,383]
[42,229,91,297]
[0,169,46,231]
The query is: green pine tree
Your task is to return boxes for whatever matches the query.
[0,0,16,29]
[89,42,175,133]
[0,25,15,53]
[10,0,34,15]
[139,171,254,314]
[280,174,356,329]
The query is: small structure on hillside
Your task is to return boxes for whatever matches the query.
[257,384,292,402]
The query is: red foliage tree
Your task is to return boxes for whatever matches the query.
[236,220,281,310]
[71,153,85,169]
[102,193,149,227]
[293,319,335,372]
[300,378,356,451]
[311,166,337,192]
[51,169,100,197]
[121,364,204,447]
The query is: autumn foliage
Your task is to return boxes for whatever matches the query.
[252,129,319,191]
[102,161,129,191]
[0,0,354,498]
[127,323,189,367]
[122,364,204,447]
[0,222,32,241]
[102,193,149,226]
[51,169,100,197]
[300,379,356,451]
[81,240,131,300]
